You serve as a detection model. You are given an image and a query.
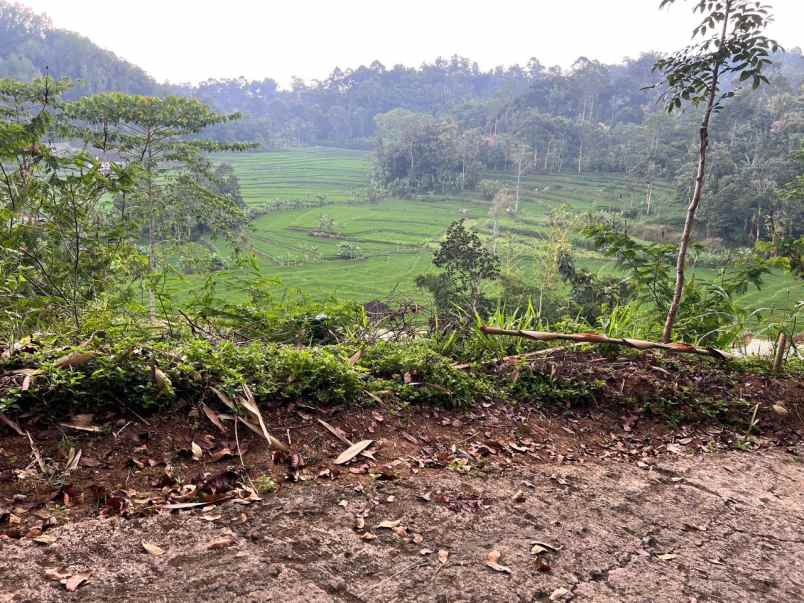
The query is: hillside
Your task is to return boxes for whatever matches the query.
[0,1,160,96]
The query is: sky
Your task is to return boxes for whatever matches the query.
[20,0,804,88]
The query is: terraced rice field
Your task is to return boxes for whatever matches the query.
[195,148,801,312]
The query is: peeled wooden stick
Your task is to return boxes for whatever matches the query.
[480,326,734,361]
[772,332,787,372]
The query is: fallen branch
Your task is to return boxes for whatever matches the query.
[480,326,734,361]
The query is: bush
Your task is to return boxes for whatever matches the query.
[360,341,492,407]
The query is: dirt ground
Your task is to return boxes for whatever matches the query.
[1,444,803,602]
[1,352,803,602]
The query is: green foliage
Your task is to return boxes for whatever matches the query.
[360,341,492,407]
[431,219,500,310]
[508,367,603,407]
[336,241,362,260]
[585,224,773,346]
[655,0,779,112]
[479,179,503,201]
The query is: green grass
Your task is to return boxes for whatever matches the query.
[183,148,802,313]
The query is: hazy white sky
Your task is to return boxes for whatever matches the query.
[21,0,803,88]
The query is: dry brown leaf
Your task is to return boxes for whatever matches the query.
[209,447,234,462]
[44,568,71,581]
[191,441,203,461]
[207,536,236,550]
[201,403,228,433]
[142,542,164,556]
[531,541,561,554]
[151,366,172,396]
[376,519,401,529]
[32,534,56,545]
[334,440,374,465]
[63,572,91,592]
[412,533,424,544]
[486,550,512,574]
[657,553,677,561]
[349,349,363,366]
[201,514,222,522]
[438,549,449,564]
[361,532,377,541]
[317,418,351,445]
[0,413,25,436]
[54,350,97,369]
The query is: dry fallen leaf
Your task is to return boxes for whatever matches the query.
[191,441,203,461]
[377,519,401,529]
[361,532,377,541]
[200,402,228,433]
[334,440,374,465]
[485,549,512,574]
[438,549,449,564]
[201,514,222,522]
[142,542,164,556]
[63,572,91,592]
[412,533,424,544]
[44,568,71,581]
[657,553,677,561]
[207,536,236,550]
[32,534,56,545]
[531,541,561,554]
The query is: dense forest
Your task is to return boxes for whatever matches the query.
[1,0,801,250]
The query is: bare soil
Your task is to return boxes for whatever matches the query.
[1,352,803,602]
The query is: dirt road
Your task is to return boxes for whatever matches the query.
[2,445,802,602]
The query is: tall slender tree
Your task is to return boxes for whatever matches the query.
[654,0,779,342]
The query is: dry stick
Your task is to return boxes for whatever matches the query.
[479,326,734,361]
[772,332,788,373]
[26,431,46,473]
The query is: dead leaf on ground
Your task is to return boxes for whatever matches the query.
[207,536,236,550]
[657,553,677,561]
[54,350,97,369]
[376,519,401,529]
[485,549,512,574]
[0,414,25,436]
[44,568,71,581]
[32,534,57,545]
[191,441,203,461]
[531,541,561,554]
[360,532,377,541]
[334,440,374,465]
[142,542,164,556]
[63,572,91,592]
[438,549,449,564]
[201,403,228,433]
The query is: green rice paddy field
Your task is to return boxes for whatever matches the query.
[194,147,801,317]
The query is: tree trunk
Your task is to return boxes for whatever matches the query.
[577,138,583,175]
[661,6,730,343]
[515,159,522,213]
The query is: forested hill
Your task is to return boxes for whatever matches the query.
[0,1,160,96]
[4,2,803,148]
